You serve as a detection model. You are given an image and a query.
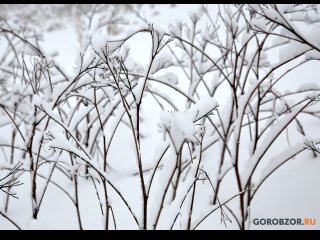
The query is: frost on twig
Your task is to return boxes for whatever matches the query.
[159,96,218,153]
[0,162,23,199]
[305,138,320,156]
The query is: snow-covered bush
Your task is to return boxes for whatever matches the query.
[0,4,319,230]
